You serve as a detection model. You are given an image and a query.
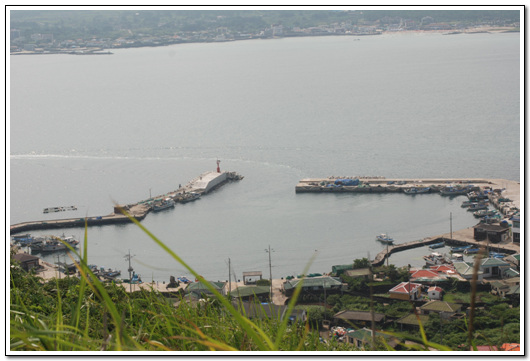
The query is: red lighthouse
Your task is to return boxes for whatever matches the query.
[216,159,221,173]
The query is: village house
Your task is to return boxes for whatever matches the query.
[185,281,225,297]
[282,276,346,298]
[230,285,270,302]
[473,223,510,243]
[388,282,422,300]
[12,253,40,272]
[395,313,430,331]
[332,310,386,328]
[420,300,462,320]
[409,269,447,284]
[426,286,444,300]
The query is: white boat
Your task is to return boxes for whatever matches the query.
[180,192,201,203]
[423,252,445,266]
[152,198,175,212]
[376,233,394,244]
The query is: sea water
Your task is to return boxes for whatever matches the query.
[9,32,520,281]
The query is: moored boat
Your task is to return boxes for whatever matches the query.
[424,252,446,266]
[404,187,430,194]
[152,198,175,212]
[473,210,498,218]
[375,233,394,244]
[467,203,488,211]
[30,235,79,253]
[450,245,472,253]
[180,192,201,203]
[429,241,445,250]
[440,187,468,196]
[464,248,480,255]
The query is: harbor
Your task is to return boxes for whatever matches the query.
[295,176,520,267]
[9,162,243,235]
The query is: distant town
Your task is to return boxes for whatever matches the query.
[10,9,520,55]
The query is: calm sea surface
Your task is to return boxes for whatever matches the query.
[9,33,521,281]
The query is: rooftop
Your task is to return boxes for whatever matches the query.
[420,300,461,313]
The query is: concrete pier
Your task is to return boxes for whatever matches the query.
[296,177,520,210]
[10,170,243,235]
[372,226,520,267]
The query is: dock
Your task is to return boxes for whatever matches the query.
[10,170,243,235]
[371,226,520,267]
[296,177,520,211]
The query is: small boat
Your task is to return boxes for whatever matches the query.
[440,187,468,196]
[467,191,489,201]
[429,241,445,250]
[180,192,201,203]
[376,233,394,244]
[473,210,498,218]
[404,187,430,194]
[451,253,464,261]
[464,248,480,255]
[424,252,446,266]
[450,245,472,253]
[489,252,506,259]
[178,276,192,284]
[152,198,175,212]
[30,235,79,253]
[467,203,488,211]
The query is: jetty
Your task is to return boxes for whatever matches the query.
[10,166,243,235]
[371,227,520,267]
[296,177,520,209]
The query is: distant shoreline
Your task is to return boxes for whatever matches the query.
[10,27,519,56]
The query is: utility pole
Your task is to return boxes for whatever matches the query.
[125,249,135,293]
[56,254,61,279]
[323,278,327,321]
[228,258,231,298]
[265,245,274,301]
[450,212,453,241]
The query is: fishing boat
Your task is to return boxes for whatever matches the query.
[451,253,464,261]
[403,187,430,194]
[450,245,472,253]
[467,191,489,201]
[429,241,445,250]
[464,248,480,255]
[423,252,446,266]
[440,187,468,196]
[489,252,506,259]
[30,235,79,253]
[375,233,394,244]
[152,198,175,212]
[467,203,488,211]
[180,192,201,203]
[473,210,498,218]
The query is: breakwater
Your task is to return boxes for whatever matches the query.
[295,177,492,193]
[372,229,519,267]
[10,170,243,235]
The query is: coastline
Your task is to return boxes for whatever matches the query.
[10,26,519,56]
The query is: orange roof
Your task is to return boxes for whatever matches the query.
[389,282,422,294]
[410,269,440,279]
[502,343,520,351]
[429,265,455,273]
